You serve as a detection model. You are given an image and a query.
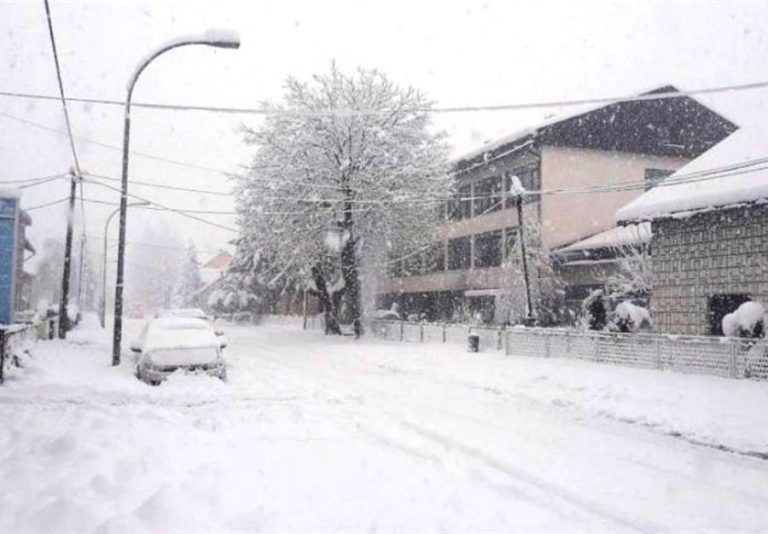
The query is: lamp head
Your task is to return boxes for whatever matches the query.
[203,29,241,49]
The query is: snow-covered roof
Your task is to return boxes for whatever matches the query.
[0,188,22,199]
[556,223,651,253]
[456,86,737,173]
[617,126,768,222]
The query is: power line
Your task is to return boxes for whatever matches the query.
[0,172,67,185]
[42,0,81,177]
[0,109,229,174]
[25,196,69,211]
[83,172,232,196]
[82,177,241,233]
[1,80,767,116]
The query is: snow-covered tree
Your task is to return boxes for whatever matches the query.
[606,243,652,302]
[235,62,451,336]
[582,289,607,331]
[498,201,565,326]
[211,237,289,316]
[175,243,203,306]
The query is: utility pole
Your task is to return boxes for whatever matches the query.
[510,175,535,325]
[58,170,78,338]
[77,235,86,312]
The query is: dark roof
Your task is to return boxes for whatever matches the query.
[456,85,738,170]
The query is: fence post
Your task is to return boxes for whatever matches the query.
[545,333,551,358]
[505,330,510,356]
[400,320,404,342]
[0,329,6,385]
[497,327,502,351]
[593,332,600,362]
[420,323,424,343]
[729,341,738,378]
[442,323,446,343]
[655,337,662,369]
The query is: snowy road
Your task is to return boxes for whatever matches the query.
[1,320,768,532]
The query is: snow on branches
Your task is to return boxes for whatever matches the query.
[233,63,451,334]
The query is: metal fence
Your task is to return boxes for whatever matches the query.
[370,320,768,381]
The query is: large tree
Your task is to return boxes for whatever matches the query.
[235,63,450,336]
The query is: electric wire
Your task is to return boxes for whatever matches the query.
[1,80,767,116]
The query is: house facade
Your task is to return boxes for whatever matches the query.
[380,86,736,324]
[618,126,767,335]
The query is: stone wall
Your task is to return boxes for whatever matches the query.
[651,204,768,334]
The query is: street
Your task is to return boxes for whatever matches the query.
[1,319,767,533]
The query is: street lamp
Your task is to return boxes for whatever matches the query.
[112,30,240,366]
[509,175,535,325]
[101,201,149,328]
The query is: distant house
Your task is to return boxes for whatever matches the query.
[194,250,233,309]
[617,125,767,335]
[382,85,736,324]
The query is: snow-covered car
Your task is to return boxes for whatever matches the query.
[131,317,227,384]
[156,308,210,321]
[156,308,228,345]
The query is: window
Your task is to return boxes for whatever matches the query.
[402,252,423,276]
[446,185,472,220]
[459,185,472,219]
[448,236,471,270]
[473,230,502,268]
[388,257,403,278]
[504,226,519,261]
[473,176,502,216]
[645,168,674,191]
[423,242,445,273]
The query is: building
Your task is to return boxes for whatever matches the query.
[193,250,232,309]
[617,125,767,335]
[381,85,736,324]
[14,209,34,313]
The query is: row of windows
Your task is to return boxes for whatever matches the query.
[390,227,520,277]
[446,164,540,221]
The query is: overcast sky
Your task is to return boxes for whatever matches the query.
[2,0,768,268]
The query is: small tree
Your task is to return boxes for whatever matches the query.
[499,200,565,326]
[175,243,203,306]
[582,289,607,331]
[606,230,652,303]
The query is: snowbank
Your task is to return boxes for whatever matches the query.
[723,301,766,337]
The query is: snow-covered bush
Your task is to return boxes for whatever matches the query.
[581,290,607,331]
[611,301,652,333]
[722,301,766,338]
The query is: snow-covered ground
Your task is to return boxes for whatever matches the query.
[1,317,767,533]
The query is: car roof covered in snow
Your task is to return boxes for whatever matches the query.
[157,308,209,320]
[617,125,768,222]
[143,318,219,353]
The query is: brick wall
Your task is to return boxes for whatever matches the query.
[652,204,768,334]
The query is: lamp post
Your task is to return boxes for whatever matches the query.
[101,201,148,328]
[509,175,535,325]
[112,30,240,366]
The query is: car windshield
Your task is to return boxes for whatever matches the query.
[148,347,219,367]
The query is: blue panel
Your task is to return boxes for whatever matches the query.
[0,197,18,324]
